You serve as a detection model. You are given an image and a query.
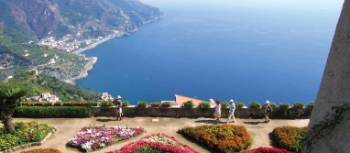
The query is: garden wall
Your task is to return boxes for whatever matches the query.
[14,103,312,119]
[92,107,310,119]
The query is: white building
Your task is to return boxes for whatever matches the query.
[100,92,114,101]
[30,92,60,103]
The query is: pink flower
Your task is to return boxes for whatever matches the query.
[106,133,199,153]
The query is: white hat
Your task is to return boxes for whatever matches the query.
[116,95,122,99]
[266,100,270,104]
[209,98,215,102]
[229,99,234,103]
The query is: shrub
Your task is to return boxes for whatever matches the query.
[123,101,129,107]
[151,102,161,108]
[14,106,92,118]
[250,101,261,110]
[21,148,62,153]
[221,102,229,109]
[242,147,292,153]
[160,102,172,109]
[276,104,289,118]
[0,134,22,150]
[198,102,210,111]
[137,101,148,109]
[288,103,304,118]
[0,122,53,151]
[183,101,194,109]
[236,102,245,109]
[100,101,114,107]
[271,126,306,152]
[304,102,314,117]
[271,103,278,110]
[178,125,252,153]
[53,102,63,106]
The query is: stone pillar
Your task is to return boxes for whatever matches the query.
[304,0,350,152]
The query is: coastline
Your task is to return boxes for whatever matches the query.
[73,32,126,55]
[64,56,98,84]
[66,16,163,84]
[65,32,126,84]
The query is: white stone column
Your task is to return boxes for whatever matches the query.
[305,0,350,152]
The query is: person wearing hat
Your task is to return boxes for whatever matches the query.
[263,100,272,123]
[227,99,236,123]
[211,99,221,122]
[114,95,123,121]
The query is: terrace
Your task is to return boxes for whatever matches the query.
[12,117,308,153]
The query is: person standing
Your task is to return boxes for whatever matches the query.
[263,100,272,123]
[114,95,123,121]
[227,99,236,123]
[211,99,221,122]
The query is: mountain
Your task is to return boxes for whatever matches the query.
[5,72,99,102]
[0,0,161,81]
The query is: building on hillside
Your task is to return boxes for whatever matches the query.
[100,92,114,101]
[174,94,215,108]
[29,92,60,103]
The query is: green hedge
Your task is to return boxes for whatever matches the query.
[14,106,92,118]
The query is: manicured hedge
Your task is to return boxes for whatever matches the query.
[242,147,292,153]
[21,148,62,153]
[14,106,92,118]
[178,125,252,153]
[20,102,98,107]
[270,126,306,152]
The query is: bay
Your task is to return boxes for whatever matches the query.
[77,0,342,104]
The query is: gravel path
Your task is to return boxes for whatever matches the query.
[14,117,309,153]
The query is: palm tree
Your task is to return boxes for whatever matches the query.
[0,83,26,133]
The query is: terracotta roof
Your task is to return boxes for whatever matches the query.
[175,94,215,107]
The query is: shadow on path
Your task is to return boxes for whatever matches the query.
[195,119,226,125]
[96,118,116,122]
[243,121,267,125]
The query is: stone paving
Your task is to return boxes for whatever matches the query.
[14,117,309,153]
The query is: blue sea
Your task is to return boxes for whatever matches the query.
[77,0,343,104]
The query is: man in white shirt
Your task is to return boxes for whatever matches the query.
[227,99,236,123]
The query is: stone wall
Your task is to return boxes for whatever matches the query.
[303,0,350,152]
[91,107,309,119]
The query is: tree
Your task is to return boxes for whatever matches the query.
[0,82,26,133]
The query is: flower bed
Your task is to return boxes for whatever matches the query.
[106,133,198,153]
[178,125,252,153]
[21,148,62,153]
[242,147,292,153]
[0,122,53,151]
[67,126,144,152]
[271,126,306,152]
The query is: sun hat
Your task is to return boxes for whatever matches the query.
[229,99,234,103]
[116,95,122,99]
[266,100,270,104]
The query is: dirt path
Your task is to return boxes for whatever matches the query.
[14,117,309,153]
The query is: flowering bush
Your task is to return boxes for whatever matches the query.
[106,133,198,153]
[178,125,252,153]
[160,102,171,109]
[271,126,306,152]
[21,148,62,153]
[242,147,292,153]
[67,126,143,151]
[0,122,53,151]
[151,102,161,108]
